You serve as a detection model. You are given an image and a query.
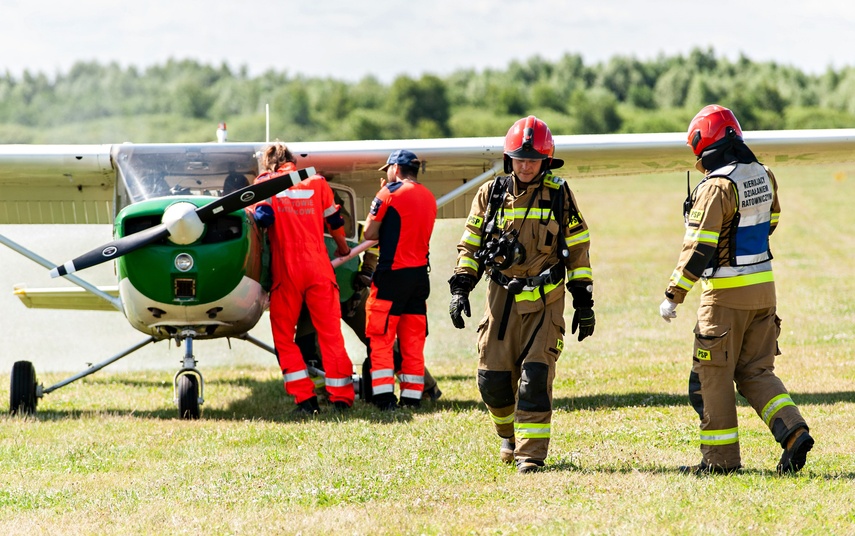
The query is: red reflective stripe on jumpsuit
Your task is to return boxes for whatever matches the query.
[256,163,354,405]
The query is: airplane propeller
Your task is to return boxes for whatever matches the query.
[49,167,316,278]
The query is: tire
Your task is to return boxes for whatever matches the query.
[10,361,37,416]
[177,374,200,420]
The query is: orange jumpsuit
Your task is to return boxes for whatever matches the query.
[254,163,354,406]
[364,179,437,406]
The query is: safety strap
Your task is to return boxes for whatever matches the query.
[490,263,564,290]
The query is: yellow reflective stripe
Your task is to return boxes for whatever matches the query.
[509,208,556,220]
[685,228,719,245]
[770,212,780,225]
[461,230,481,247]
[762,394,795,425]
[515,281,561,302]
[699,427,739,445]
[567,267,592,281]
[515,422,551,439]
[670,269,695,291]
[491,413,515,425]
[701,271,774,290]
[565,229,590,247]
[457,257,479,272]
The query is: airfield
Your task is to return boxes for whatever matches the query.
[1,167,854,534]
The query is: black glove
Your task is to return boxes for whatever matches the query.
[448,273,477,330]
[449,294,471,329]
[567,281,594,341]
[571,307,595,341]
[352,269,373,291]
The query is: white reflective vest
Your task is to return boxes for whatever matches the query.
[702,162,773,279]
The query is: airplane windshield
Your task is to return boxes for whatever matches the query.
[114,144,261,204]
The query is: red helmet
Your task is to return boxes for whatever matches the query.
[503,116,564,173]
[687,104,743,156]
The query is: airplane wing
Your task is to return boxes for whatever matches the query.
[2,129,855,224]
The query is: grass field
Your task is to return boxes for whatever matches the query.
[2,164,855,535]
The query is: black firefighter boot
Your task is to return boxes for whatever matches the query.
[777,427,814,474]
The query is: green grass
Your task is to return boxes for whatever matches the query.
[2,164,855,534]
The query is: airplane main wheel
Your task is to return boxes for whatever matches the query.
[10,361,37,416]
[177,374,200,420]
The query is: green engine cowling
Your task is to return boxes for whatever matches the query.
[114,197,261,305]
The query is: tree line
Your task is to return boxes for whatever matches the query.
[2,47,855,144]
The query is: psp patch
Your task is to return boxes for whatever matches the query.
[467,214,483,227]
[696,348,711,361]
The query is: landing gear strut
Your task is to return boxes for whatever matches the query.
[173,330,204,420]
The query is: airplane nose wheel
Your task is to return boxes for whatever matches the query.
[174,331,204,420]
[10,360,38,415]
[176,373,201,420]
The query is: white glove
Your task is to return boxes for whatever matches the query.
[659,298,678,323]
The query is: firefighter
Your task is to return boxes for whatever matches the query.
[363,150,437,410]
[448,116,595,473]
[660,104,813,474]
[253,142,355,414]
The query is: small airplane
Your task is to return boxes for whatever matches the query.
[2,126,855,418]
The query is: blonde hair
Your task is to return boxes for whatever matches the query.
[261,142,296,173]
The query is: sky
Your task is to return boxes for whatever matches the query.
[3,0,855,83]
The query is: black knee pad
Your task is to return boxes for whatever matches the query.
[688,370,703,420]
[518,362,550,412]
[477,370,514,408]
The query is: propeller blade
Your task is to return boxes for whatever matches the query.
[50,224,169,278]
[195,166,316,222]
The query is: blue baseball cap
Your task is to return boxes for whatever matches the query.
[379,149,421,171]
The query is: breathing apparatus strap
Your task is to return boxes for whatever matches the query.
[476,176,512,279]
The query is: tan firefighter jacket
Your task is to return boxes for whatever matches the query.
[666,163,780,310]
[455,172,592,315]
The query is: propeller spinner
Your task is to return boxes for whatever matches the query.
[49,166,316,278]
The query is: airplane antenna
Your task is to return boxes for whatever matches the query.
[687,170,690,198]
[265,103,270,143]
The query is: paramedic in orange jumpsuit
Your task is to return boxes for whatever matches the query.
[363,149,437,410]
[253,142,355,413]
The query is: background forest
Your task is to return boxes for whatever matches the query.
[3,47,855,144]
